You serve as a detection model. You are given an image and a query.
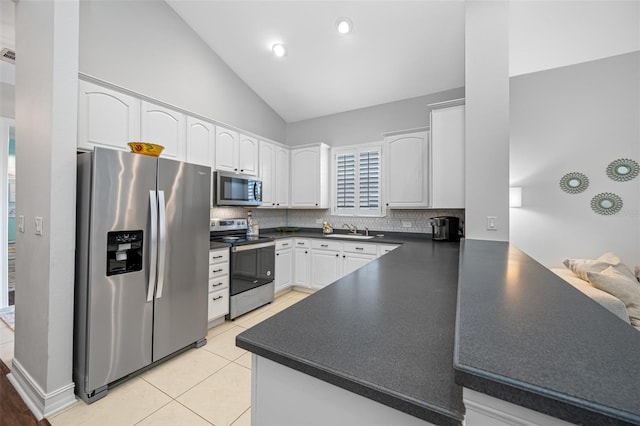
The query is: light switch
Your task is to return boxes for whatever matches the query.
[402,221,412,228]
[35,217,44,235]
[18,215,25,233]
[487,216,497,230]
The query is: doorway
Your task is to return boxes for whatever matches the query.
[0,118,15,328]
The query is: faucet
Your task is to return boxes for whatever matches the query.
[342,224,358,234]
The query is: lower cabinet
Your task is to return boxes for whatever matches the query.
[310,240,342,290]
[342,242,377,276]
[275,239,293,293]
[208,248,230,326]
[377,244,400,258]
[293,239,311,288]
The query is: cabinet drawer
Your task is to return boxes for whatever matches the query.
[311,239,342,251]
[343,242,377,255]
[294,238,311,248]
[209,263,229,278]
[276,239,293,250]
[208,275,229,292]
[208,288,229,321]
[209,249,229,264]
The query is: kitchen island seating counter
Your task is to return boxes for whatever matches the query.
[236,236,640,425]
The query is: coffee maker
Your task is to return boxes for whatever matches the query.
[430,216,460,242]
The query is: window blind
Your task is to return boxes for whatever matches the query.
[359,150,380,209]
[336,153,355,208]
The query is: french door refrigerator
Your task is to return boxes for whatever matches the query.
[74,147,210,403]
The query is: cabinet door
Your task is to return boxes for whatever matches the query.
[78,80,141,152]
[342,253,376,277]
[291,147,319,207]
[275,146,290,207]
[294,247,311,288]
[238,134,259,176]
[431,105,465,208]
[385,131,429,208]
[275,248,293,293]
[259,141,276,207]
[215,127,238,173]
[141,101,186,160]
[310,250,341,289]
[186,117,214,167]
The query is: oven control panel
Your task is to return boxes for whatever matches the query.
[210,218,248,232]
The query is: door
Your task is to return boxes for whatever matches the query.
[215,127,238,173]
[291,147,319,207]
[186,117,214,167]
[259,141,275,206]
[385,131,429,208]
[294,247,310,287]
[343,253,376,277]
[275,146,290,206]
[153,159,211,361]
[238,134,258,176]
[84,148,156,392]
[275,248,293,292]
[141,101,186,161]
[311,249,341,289]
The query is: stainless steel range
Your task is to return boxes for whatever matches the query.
[210,219,275,319]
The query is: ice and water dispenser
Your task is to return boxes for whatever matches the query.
[106,231,143,276]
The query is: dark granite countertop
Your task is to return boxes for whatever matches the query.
[455,239,640,426]
[260,227,430,245]
[236,237,465,426]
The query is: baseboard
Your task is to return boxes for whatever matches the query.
[8,358,77,420]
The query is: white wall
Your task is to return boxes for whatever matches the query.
[286,88,464,147]
[464,1,510,241]
[510,52,640,267]
[509,0,640,77]
[79,0,287,142]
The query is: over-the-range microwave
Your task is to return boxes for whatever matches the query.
[212,171,263,207]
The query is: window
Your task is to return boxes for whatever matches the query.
[333,144,382,216]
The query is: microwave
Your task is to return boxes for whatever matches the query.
[212,171,263,207]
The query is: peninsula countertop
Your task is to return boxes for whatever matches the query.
[236,235,465,426]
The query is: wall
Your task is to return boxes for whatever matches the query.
[78,0,287,142]
[510,52,640,267]
[286,88,464,147]
[1,61,15,119]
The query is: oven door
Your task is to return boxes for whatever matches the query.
[230,241,275,296]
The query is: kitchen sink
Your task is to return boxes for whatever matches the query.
[324,234,375,240]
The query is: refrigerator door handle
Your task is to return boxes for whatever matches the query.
[147,190,158,302]
[156,190,167,299]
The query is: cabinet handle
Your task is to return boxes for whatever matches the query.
[297,242,304,245]
[276,203,280,206]
[321,244,328,248]
[241,169,244,172]
[272,203,276,206]
[282,243,289,246]
[212,282,223,287]
[356,247,364,250]
[335,254,339,257]
[386,203,389,206]
[343,255,345,258]
[234,168,238,171]
[212,295,223,301]
[212,255,224,259]
[276,253,279,256]
[315,203,318,206]
[213,268,223,273]
[305,251,308,254]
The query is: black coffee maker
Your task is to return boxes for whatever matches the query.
[430,216,460,242]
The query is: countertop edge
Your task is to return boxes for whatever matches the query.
[237,335,465,426]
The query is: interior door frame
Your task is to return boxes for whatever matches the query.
[0,117,13,309]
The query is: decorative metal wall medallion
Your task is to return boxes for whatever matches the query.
[606,158,639,182]
[590,192,623,215]
[559,172,589,194]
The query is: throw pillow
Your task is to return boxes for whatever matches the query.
[587,266,640,330]
[563,252,636,283]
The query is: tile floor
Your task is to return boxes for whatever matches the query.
[0,290,311,426]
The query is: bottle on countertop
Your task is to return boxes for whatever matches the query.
[247,210,254,237]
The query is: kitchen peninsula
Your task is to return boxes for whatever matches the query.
[237,236,640,426]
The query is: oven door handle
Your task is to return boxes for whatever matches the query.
[231,241,275,252]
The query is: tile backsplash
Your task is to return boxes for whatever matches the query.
[211,207,465,235]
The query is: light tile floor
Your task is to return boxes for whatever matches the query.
[0,289,310,426]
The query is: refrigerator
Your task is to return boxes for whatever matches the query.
[74,147,211,403]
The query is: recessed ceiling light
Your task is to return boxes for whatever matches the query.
[336,18,353,35]
[272,43,287,58]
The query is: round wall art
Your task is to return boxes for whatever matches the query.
[559,172,589,194]
[590,192,623,215]
[606,158,639,182]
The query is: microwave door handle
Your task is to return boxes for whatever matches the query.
[253,182,259,201]
[156,190,167,299]
[147,190,158,302]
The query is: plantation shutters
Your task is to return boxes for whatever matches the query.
[334,145,382,216]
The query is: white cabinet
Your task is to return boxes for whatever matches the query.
[377,244,400,258]
[259,141,290,207]
[342,242,377,276]
[385,131,430,208]
[310,240,342,289]
[78,80,141,152]
[215,127,258,176]
[275,239,293,293]
[290,144,330,208]
[293,239,311,288]
[430,101,465,208]
[186,117,215,168]
[141,101,186,160]
[208,248,230,325]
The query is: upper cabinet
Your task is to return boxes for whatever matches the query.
[384,131,430,208]
[185,117,215,168]
[141,101,186,160]
[78,80,141,152]
[290,143,330,208]
[430,101,465,208]
[215,127,258,176]
[259,141,289,208]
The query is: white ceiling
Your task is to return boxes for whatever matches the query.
[166,1,465,123]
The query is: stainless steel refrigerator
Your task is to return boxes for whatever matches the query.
[74,147,210,403]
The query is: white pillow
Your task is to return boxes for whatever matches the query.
[586,266,640,330]
[563,252,636,282]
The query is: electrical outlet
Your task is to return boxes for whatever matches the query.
[18,215,25,233]
[487,216,497,230]
[35,216,44,235]
[402,221,412,228]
